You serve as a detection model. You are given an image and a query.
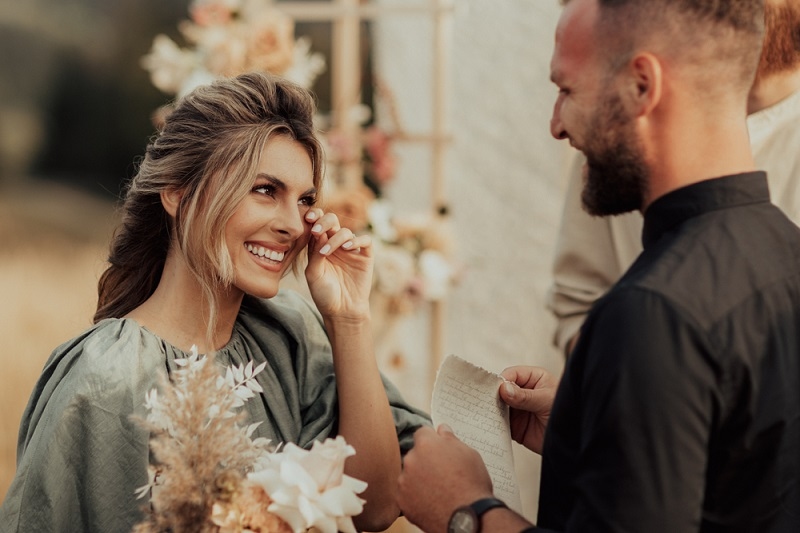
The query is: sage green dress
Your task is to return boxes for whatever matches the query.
[0,290,431,533]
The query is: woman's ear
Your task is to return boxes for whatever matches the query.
[161,188,183,218]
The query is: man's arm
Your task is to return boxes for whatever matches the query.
[557,288,715,531]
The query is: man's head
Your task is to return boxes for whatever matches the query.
[757,0,800,79]
[550,0,765,215]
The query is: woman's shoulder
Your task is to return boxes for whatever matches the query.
[50,317,162,366]
[16,318,166,459]
[37,318,169,405]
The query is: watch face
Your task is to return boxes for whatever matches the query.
[448,508,478,533]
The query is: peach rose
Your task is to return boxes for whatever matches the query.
[189,0,239,27]
[323,185,375,234]
[244,9,295,74]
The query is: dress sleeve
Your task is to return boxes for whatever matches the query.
[0,322,156,533]
[563,288,716,532]
[546,151,643,355]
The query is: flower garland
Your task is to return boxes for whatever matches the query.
[133,348,367,533]
[141,0,325,97]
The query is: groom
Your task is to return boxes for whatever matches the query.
[396,0,800,532]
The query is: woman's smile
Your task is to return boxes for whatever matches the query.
[244,242,288,268]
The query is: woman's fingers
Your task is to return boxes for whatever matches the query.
[318,227,365,255]
[304,208,325,224]
[342,233,372,256]
[309,212,342,237]
[308,211,372,256]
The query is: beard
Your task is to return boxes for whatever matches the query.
[580,90,649,217]
[756,1,800,79]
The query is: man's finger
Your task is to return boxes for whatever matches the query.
[500,381,550,412]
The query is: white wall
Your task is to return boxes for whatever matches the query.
[374,0,570,523]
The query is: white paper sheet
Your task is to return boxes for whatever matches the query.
[430,354,523,513]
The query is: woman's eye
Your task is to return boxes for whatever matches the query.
[253,185,274,196]
[299,195,317,207]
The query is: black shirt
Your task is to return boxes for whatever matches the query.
[538,172,800,532]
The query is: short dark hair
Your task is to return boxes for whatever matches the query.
[587,0,765,94]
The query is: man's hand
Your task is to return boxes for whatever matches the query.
[499,366,559,454]
[397,424,494,533]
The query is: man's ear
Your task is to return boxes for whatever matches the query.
[625,52,662,117]
[161,188,183,218]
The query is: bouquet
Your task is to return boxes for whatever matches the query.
[132,348,367,533]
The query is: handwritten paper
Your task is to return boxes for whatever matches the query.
[431,354,523,513]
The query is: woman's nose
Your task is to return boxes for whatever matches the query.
[276,203,306,239]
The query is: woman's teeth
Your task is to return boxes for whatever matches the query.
[245,244,285,262]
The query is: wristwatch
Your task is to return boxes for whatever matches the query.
[447,497,508,533]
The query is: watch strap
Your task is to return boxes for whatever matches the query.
[469,497,508,519]
[448,497,509,533]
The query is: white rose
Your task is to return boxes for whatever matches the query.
[248,436,367,533]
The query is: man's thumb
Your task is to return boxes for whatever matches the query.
[501,381,540,410]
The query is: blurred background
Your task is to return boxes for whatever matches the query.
[0,0,568,526]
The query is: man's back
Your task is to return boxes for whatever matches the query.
[540,173,800,532]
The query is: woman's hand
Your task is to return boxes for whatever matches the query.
[303,208,399,530]
[303,209,373,319]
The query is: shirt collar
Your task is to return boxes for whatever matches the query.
[641,171,770,249]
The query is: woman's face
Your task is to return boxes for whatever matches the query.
[224,135,316,299]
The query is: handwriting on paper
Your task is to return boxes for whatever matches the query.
[431,355,522,513]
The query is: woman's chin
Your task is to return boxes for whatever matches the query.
[247,287,280,300]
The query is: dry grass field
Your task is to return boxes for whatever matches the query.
[0,182,117,501]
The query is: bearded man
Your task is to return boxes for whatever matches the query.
[549,0,800,356]
[396,0,800,532]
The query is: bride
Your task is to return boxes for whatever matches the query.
[0,71,429,533]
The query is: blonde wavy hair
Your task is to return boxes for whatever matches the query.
[95,72,324,337]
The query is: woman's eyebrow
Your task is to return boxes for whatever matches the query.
[256,173,317,196]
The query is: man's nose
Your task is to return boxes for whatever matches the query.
[550,105,568,140]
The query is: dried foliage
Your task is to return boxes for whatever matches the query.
[132,350,366,533]
[132,350,276,533]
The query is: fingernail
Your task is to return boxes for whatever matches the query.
[319,244,331,255]
[311,224,322,233]
[306,211,318,221]
[503,381,516,398]
[438,423,454,435]
[342,241,354,249]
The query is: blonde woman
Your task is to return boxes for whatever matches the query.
[0,72,429,532]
